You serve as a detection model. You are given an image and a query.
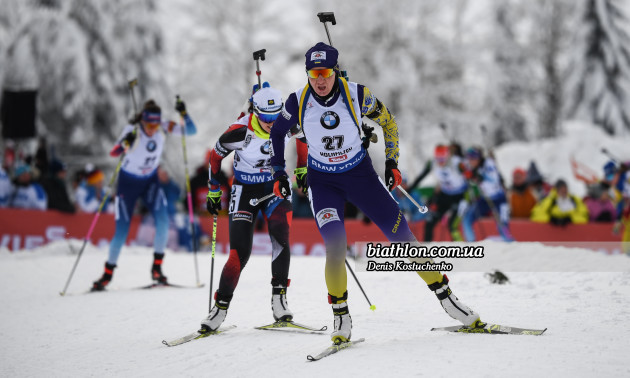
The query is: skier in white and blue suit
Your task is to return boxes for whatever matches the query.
[269,42,481,344]
[91,98,197,291]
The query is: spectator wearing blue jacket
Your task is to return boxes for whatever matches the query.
[9,164,47,210]
[0,163,13,207]
[75,167,111,213]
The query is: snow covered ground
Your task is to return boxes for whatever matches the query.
[1,241,629,377]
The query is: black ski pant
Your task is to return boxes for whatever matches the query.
[216,182,292,301]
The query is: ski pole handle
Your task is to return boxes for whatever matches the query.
[397,186,428,213]
[249,192,275,206]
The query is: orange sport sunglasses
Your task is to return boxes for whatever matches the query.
[307,68,335,79]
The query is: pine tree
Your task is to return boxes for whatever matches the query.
[568,0,630,135]
[532,0,576,139]
[0,0,169,162]
[488,0,533,145]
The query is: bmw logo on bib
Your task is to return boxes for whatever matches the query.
[147,140,157,152]
[320,111,340,130]
[260,140,271,155]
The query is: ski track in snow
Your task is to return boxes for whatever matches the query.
[1,241,629,377]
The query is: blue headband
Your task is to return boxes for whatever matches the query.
[142,111,161,123]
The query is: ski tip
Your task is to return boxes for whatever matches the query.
[162,340,170,347]
[59,292,66,297]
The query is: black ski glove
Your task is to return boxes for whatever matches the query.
[121,132,137,149]
[273,174,291,199]
[175,96,187,116]
[385,160,402,191]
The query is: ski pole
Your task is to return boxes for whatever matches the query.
[345,258,376,311]
[59,158,124,296]
[177,95,201,287]
[397,186,429,213]
[209,215,218,312]
[249,192,275,206]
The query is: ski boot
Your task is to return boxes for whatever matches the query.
[200,292,231,332]
[92,262,116,291]
[428,274,481,327]
[329,291,352,344]
[151,252,168,284]
[271,278,293,322]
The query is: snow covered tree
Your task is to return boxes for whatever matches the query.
[0,0,169,165]
[327,1,477,172]
[567,0,630,135]
[487,0,535,145]
[531,0,576,139]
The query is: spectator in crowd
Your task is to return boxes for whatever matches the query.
[509,168,537,218]
[527,161,551,201]
[531,179,588,226]
[2,140,17,172]
[71,167,87,192]
[190,163,211,214]
[603,160,630,252]
[40,159,76,214]
[8,164,47,210]
[583,183,616,222]
[75,166,111,213]
[34,137,49,177]
[0,161,13,207]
